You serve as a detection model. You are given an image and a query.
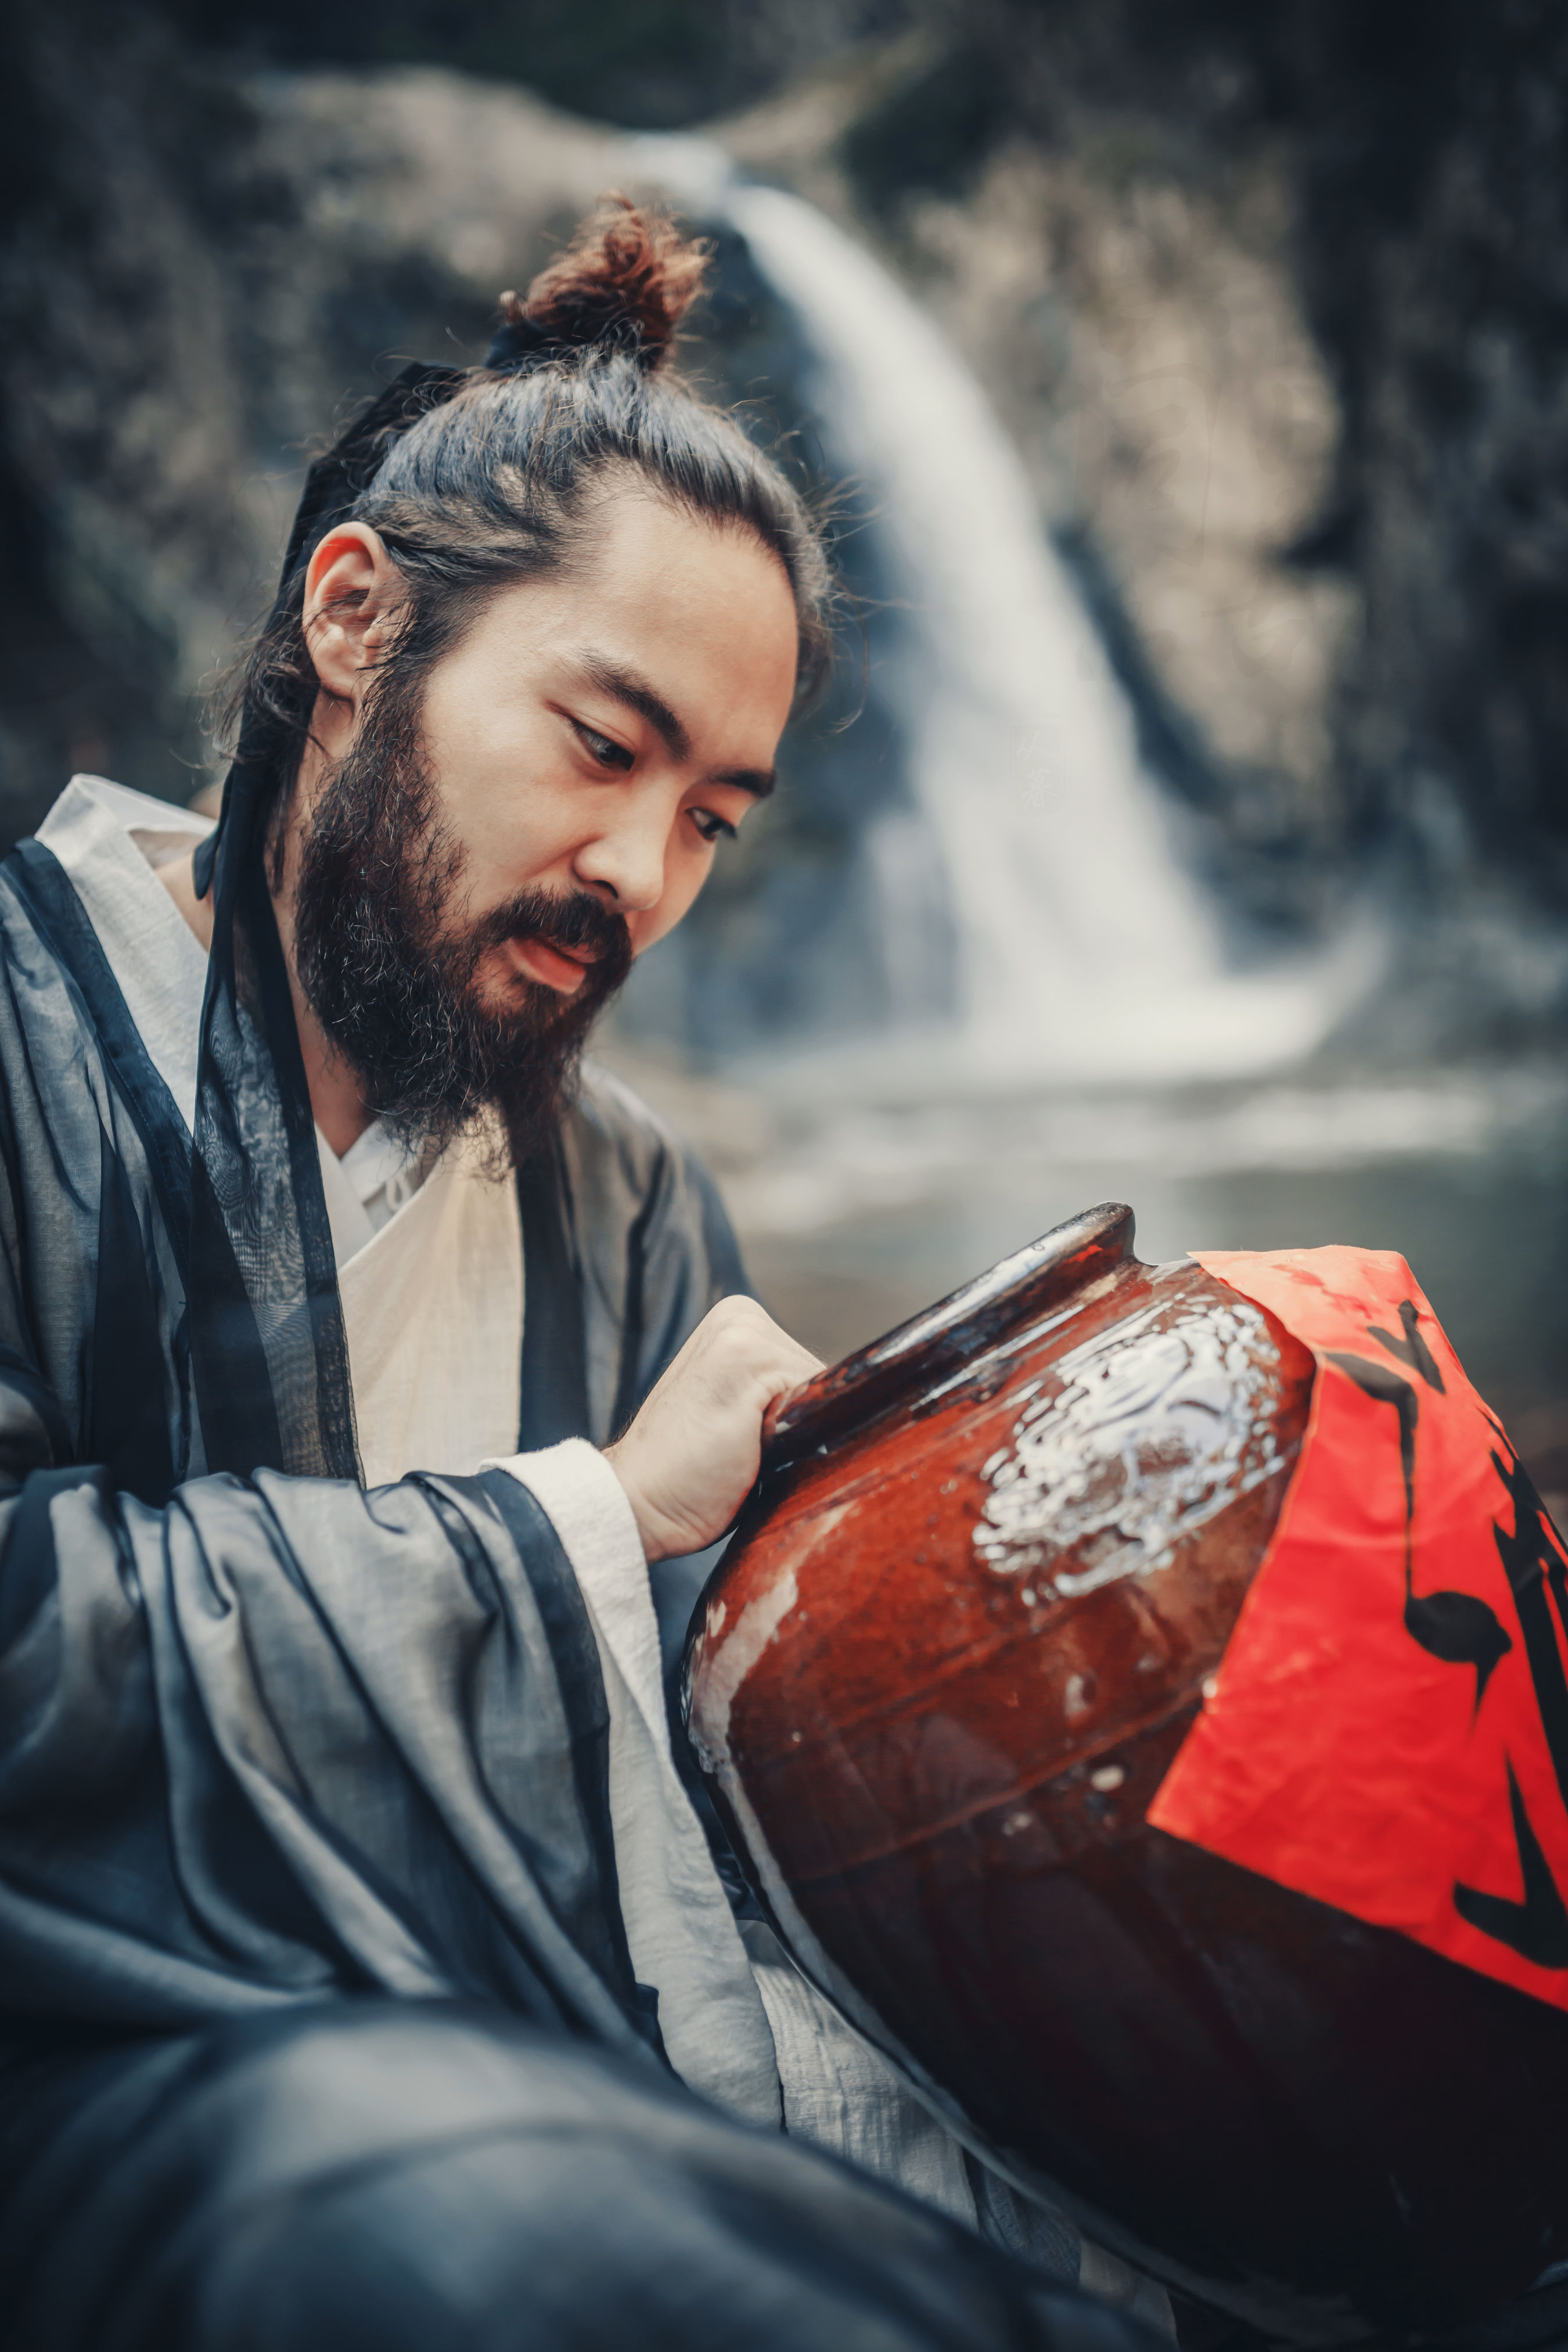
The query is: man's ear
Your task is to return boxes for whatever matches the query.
[301,524,402,706]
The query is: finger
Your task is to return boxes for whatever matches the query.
[760,1386,800,1447]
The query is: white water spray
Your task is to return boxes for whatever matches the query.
[638,141,1376,1084]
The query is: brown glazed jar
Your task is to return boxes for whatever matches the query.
[684,1204,1568,2346]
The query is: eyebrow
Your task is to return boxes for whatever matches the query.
[577,651,775,800]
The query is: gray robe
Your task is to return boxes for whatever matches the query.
[0,821,740,2048]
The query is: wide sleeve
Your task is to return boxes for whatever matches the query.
[0,1420,660,2062]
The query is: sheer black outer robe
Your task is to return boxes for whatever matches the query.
[0,839,1153,2352]
[0,813,749,2037]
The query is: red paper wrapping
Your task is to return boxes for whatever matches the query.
[1147,1245,1568,2012]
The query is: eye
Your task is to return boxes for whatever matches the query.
[691,808,737,845]
[573,721,634,772]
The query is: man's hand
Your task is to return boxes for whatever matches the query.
[605,1297,823,1562]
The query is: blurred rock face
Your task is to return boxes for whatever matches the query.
[0,15,625,836]
[0,15,251,823]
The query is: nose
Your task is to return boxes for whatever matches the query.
[573,797,669,915]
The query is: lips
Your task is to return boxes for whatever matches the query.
[477,886,631,1006]
[504,934,600,995]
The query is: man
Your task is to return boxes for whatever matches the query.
[0,201,1164,2349]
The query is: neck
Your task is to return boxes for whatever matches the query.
[158,730,378,1162]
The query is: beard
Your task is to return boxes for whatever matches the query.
[290,682,633,1168]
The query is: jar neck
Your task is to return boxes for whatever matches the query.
[761,1202,1139,1473]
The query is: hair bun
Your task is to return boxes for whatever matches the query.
[495,196,709,375]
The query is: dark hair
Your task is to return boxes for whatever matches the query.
[230,197,836,805]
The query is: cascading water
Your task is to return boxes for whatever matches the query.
[639,139,1377,1084]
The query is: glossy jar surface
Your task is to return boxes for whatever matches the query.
[685,1204,1568,2345]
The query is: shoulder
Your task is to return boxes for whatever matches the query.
[566,1058,696,1193]
[562,1059,749,1298]
[0,837,91,1051]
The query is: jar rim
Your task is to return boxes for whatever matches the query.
[761,1200,1139,1474]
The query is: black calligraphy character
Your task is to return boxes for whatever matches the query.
[1368,1298,1445,1396]
[1328,1352,1511,1708]
[1453,1763,1568,1966]
[1328,1354,1419,1529]
[1450,1426,1568,1970]
[1485,1430,1568,1802]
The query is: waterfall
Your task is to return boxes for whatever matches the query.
[638,140,1376,1084]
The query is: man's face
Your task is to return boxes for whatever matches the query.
[292,488,799,1157]
[417,486,799,1008]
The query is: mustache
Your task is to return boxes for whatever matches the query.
[471,885,632,970]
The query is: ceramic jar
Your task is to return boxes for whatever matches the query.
[684,1203,1568,2344]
